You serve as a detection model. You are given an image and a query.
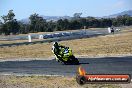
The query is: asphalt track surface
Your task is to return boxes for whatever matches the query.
[0,56,132,76]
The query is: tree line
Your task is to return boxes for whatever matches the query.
[0,10,132,35]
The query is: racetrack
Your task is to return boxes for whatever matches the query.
[0,29,108,47]
[0,56,132,77]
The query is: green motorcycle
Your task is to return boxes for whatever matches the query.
[52,45,79,65]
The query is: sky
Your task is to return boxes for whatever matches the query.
[0,0,132,20]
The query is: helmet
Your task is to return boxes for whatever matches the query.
[53,42,58,48]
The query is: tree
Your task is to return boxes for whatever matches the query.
[1,10,19,35]
[112,18,118,26]
[56,19,63,31]
[73,13,82,19]
[125,17,132,26]
[62,19,70,30]
[29,13,47,32]
[69,20,81,30]
[47,20,56,32]
[0,20,2,34]
[78,18,87,28]
[100,18,112,27]
[29,13,39,32]
[19,22,30,34]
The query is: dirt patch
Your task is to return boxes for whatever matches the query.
[0,75,130,88]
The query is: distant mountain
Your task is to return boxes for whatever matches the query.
[103,10,132,18]
[20,16,71,24]
[20,10,132,24]
[41,16,71,21]
[20,18,30,24]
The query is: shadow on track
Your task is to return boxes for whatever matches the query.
[79,62,89,65]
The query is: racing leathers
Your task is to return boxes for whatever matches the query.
[52,44,65,62]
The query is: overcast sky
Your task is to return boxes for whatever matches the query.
[0,0,132,20]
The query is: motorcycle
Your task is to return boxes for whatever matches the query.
[52,45,79,65]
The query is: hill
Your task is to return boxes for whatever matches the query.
[104,10,132,18]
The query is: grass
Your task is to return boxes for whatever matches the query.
[0,27,132,59]
[0,75,124,88]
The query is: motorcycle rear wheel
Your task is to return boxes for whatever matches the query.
[64,55,79,65]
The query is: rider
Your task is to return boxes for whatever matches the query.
[52,42,65,62]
